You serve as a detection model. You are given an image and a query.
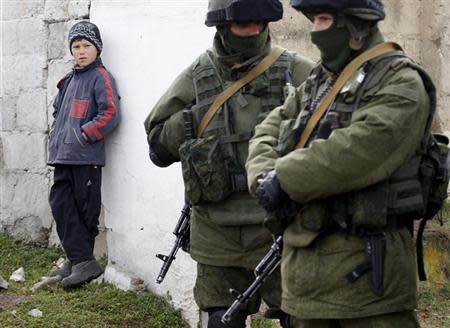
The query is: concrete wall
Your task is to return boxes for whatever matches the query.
[272,0,450,130]
[1,0,450,327]
[420,0,450,129]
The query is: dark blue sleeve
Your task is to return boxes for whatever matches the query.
[82,68,121,142]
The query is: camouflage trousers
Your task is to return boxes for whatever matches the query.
[194,262,281,314]
[290,311,420,328]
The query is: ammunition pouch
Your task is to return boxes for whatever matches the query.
[334,134,449,287]
[329,177,424,232]
[329,135,449,232]
[419,133,450,220]
[299,200,332,232]
[179,135,232,205]
[181,50,294,205]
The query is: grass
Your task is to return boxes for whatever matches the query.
[251,318,278,328]
[0,234,188,328]
[1,215,449,328]
[418,283,450,328]
[417,208,450,328]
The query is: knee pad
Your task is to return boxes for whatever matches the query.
[207,308,246,328]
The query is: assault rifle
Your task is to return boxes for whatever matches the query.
[221,236,283,324]
[156,109,194,284]
[156,204,191,284]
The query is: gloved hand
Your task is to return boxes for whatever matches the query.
[255,170,288,212]
[263,199,300,236]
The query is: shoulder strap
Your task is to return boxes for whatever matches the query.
[197,46,285,137]
[295,42,403,149]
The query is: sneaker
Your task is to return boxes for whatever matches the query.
[49,259,72,279]
[61,259,103,289]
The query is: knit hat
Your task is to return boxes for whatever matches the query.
[68,21,103,55]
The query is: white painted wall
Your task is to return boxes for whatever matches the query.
[90,1,214,326]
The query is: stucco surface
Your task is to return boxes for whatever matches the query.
[89,1,213,326]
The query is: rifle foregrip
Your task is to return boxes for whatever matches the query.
[221,300,241,324]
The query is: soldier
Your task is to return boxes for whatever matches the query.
[247,0,436,327]
[144,1,313,326]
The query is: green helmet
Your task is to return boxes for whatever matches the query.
[205,0,283,27]
[290,0,385,21]
[291,0,385,42]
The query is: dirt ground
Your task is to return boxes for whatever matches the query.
[0,295,32,310]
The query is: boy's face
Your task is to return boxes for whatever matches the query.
[71,38,98,68]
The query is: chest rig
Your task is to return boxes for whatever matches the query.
[189,50,293,196]
[279,51,447,291]
[280,52,440,225]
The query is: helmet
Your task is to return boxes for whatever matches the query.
[205,0,283,27]
[290,0,385,21]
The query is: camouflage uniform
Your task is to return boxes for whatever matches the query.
[246,1,434,327]
[144,1,313,326]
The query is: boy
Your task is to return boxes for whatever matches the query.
[47,21,121,289]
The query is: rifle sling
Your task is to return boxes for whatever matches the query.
[197,46,285,137]
[296,42,403,149]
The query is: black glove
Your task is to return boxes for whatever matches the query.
[263,199,300,236]
[255,170,288,212]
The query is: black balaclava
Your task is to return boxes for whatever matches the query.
[310,19,352,74]
[310,15,380,74]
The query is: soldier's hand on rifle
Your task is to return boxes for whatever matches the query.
[263,200,300,236]
[256,170,288,211]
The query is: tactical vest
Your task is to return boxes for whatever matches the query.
[279,52,443,226]
[278,52,449,285]
[180,50,293,205]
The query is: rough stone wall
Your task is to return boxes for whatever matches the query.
[1,0,90,244]
[420,0,450,129]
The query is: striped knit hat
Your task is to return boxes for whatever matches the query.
[68,21,103,55]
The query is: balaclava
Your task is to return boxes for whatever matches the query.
[310,19,352,74]
[311,15,379,74]
[216,24,270,60]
